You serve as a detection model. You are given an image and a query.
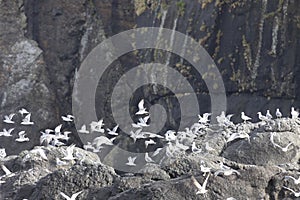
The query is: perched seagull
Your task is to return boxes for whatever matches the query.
[132,116,150,128]
[191,173,210,195]
[90,119,105,133]
[135,99,148,115]
[276,108,282,118]
[3,114,15,124]
[21,113,34,125]
[198,113,211,124]
[61,115,74,122]
[165,130,177,141]
[126,156,137,166]
[18,108,29,116]
[31,148,48,160]
[62,144,76,160]
[257,112,269,121]
[145,152,155,163]
[241,112,251,123]
[191,142,202,153]
[291,107,299,119]
[284,175,300,184]
[282,186,300,197]
[78,125,89,134]
[152,147,163,157]
[60,191,83,200]
[266,110,273,120]
[15,131,30,142]
[107,125,119,136]
[273,142,293,152]
[92,136,114,149]
[145,139,156,148]
[0,128,14,137]
[0,148,6,159]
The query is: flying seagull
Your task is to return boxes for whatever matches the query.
[3,114,15,124]
[135,99,149,115]
[15,131,30,142]
[21,113,34,125]
[61,115,74,122]
[107,124,119,136]
[62,144,76,160]
[60,191,83,200]
[191,173,210,195]
[18,108,29,116]
[78,125,89,134]
[0,128,14,137]
[126,156,137,166]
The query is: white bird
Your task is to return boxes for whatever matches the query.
[1,165,13,176]
[214,168,240,176]
[126,156,137,166]
[60,191,83,200]
[51,138,65,147]
[90,119,105,133]
[141,131,164,139]
[226,132,250,143]
[291,107,299,119]
[15,131,30,142]
[257,112,269,121]
[129,129,146,143]
[18,108,29,116]
[132,116,150,128]
[191,173,210,195]
[62,144,76,160]
[276,108,282,118]
[273,142,293,152]
[0,148,6,159]
[20,113,34,125]
[135,99,148,115]
[152,147,163,157]
[145,139,156,148]
[145,152,155,163]
[165,130,177,141]
[0,128,14,137]
[3,114,15,124]
[61,114,74,122]
[40,131,55,145]
[107,125,119,136]
[266,110,273,120]
[198,113,211,124]
[241,112,251,122]
[55,124,63,134]
[83,142,95,151]
[192,142,202,153]
[283,186,300,197]
[78,125,89,134]
[284,175,300,184]
[92,136,114,149]
[31,148,48,160]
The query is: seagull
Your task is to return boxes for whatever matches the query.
[55,124,63,135]
[61,115,74,122]
[0,128,14,137]
[191,173,210,195]
[3,114,15,124]
[132,116,150,128]
[129,129,146,143]
[291,107,299,119]
[0,148,6,159]
[257,112,269,121]
[276,108,282,118]
[145,139,156,148]
[266,110,273,120]
[21,113,34,125]
[18,108,29,116]
[51,137,65,147]
[135,99,149,115]
[226,132,250,143]
[40,131,55,145]
[15,131,30,142]
[92,136,114,149]
[83,142,95,151]
[152,147,163,157]
[145,152,155,163]
[90,119,105,133]
[273,142,293,152]
[60,191,83,200]
[191,142,202,153]
[78,125,89,134]
[165,130,177,141]
[241,112,251,122]
[31,148,48,160]
[198,113,211,124]
[214,168,240,176]
[282,186,300,197]
[126,156,137,166]
[284,175,300,184]
[107,124,119,136]
[62,144,76,160]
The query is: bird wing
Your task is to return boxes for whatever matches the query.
[71,191,83,199]
[60,192,71,200]
[191,176,202,190]
[138,99,144,110]
[9,113,15,120]
[55,124,62,133]
[24,113,31,121]
[202,173,210,188]
[1,165,12,175]
[113,124,119,132]
[18,131,26,137]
